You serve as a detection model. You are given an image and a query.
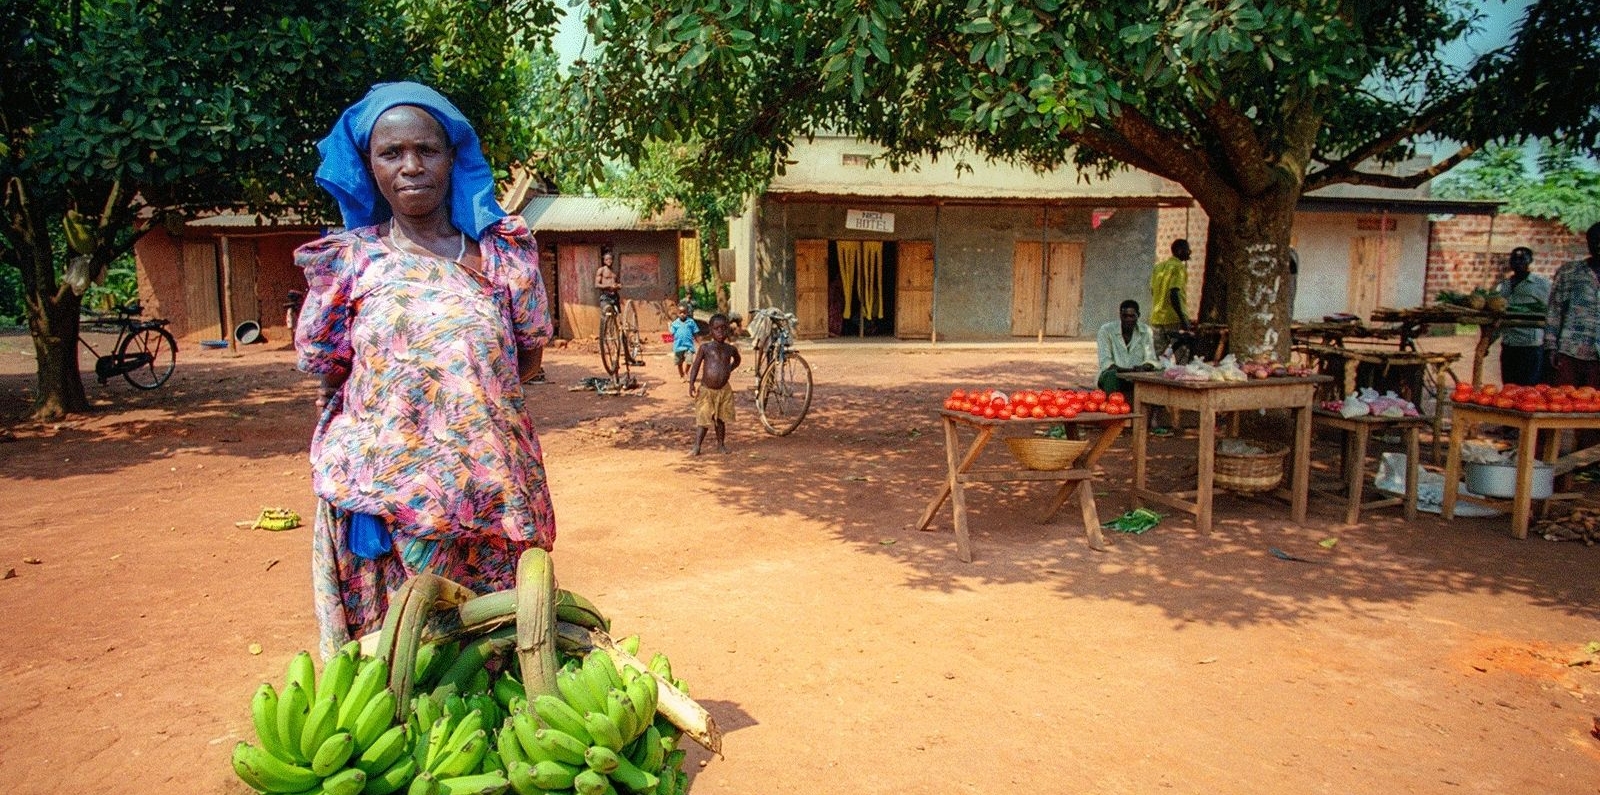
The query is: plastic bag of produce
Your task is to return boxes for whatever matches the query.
[1340,393,1370,418]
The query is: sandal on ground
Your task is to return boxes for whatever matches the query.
[524,370,547,384]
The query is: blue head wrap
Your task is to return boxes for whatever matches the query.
[314,81,506,238]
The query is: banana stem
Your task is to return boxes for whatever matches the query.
[515,549,561,699]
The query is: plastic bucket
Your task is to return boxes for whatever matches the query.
[234,320,262,344]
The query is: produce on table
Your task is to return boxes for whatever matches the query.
[1163,354,1315,382]
[942,387,1130,419]
[1318,389,1420,418]
[1452,382,1600,414]
[233,579,699,795]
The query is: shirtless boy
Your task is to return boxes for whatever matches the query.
[688,313,741,455]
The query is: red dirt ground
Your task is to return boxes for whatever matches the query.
[1,329,1597,795]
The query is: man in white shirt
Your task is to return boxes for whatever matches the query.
[1097,299,1159,404]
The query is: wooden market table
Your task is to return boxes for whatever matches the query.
[917,410,1133,561]
[1311,409,1425,525]
[1368,305,1544,388]
[1440,403,1600,538]
[1123,373,1332,534]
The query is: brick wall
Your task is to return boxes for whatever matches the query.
[1155,206,1209,312]
[1424,215,1587,303]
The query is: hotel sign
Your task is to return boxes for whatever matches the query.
[845,209,895,233]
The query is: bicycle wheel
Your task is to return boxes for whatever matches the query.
[622,301,642,365]
[598,312,621,376]
[756,350,813,436]
[118,326,177,389]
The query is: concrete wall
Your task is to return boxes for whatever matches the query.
[750,199,1157,340]
[1154,206,1431,321]
[1292,211,1428,319]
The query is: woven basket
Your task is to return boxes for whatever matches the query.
[1214,443,1288,493]
[1005,437,1090,471]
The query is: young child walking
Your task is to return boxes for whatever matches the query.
[669,302,699,380]
[688,313,741,455]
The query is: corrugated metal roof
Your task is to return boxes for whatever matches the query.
[521,196,691,232]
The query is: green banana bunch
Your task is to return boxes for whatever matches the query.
[414,639,461,693]
[554,590,610,632]
[250,507,303,531]
[237,648,414,795]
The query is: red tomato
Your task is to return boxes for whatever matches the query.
[1044,404,1061,417]
[1060,406,1080,418]
[1031,405,1047,418]
[951,389,966,400]
[1054,394,1071,408]
[1090,389,1107,402]
[982,406,997,418]
[1517,401,1542,414]
[1474,394,1495,406]
[1494,396,1516,409]
[998,408,1013,420]
[1108,392,1128,404]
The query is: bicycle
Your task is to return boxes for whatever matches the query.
[748,308,813,436]
[79,300,178,389]
[598,296,644,383]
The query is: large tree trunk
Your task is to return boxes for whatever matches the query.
[1197,192,1298,363]
[28,280,90,421]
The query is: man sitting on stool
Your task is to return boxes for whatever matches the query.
[1097,299,1160,428]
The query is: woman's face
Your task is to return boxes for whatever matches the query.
[367,105,453,221]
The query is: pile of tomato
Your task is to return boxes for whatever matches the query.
[942,387,1131,419]
[1452,382,1600,414]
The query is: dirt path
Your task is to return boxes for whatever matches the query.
[1,331,1597,794]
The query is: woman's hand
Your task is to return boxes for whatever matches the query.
[316,368,349,409]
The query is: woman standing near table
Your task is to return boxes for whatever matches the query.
[295,82,556,658]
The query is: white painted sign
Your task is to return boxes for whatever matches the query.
[845,209,895,233]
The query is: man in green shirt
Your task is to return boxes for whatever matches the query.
[1149,239,1192,360]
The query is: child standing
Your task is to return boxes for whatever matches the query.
[688,313,741,455]
[669,302,699,379]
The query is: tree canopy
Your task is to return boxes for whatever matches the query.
[560,0,1600,355]
[1435,141,1600,234]
[1,0,557,419]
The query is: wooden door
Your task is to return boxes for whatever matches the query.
[1011,241,1044,336]
[558,244,602,339]
[1348,236,1397,320]
[1044,241,1084,337]
[794,239,829,339]
[227,239,260,326]
[896,240,934,339]
[182,240,221,340]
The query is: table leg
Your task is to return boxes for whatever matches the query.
[1197,405,1216,533]
[1344,422,1368,526]
[1292,405,1312,524]
[1131,396,1149,510]
[1078,479,1106,551]
[918,418,989,532]
[1404,426,1419,521]
[1441,412,1467,520]
[1511,420,1537,540]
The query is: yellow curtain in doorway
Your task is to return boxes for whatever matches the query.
[837,241,861,319]
[862,241,883,320]
[678,236,699,294]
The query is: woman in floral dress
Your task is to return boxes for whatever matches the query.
[296,82,556,658]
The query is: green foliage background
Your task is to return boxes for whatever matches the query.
[1434,142,1600,233]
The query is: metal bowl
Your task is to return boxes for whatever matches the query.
[1464,461,1553,499]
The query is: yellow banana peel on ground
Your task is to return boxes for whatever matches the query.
[234,508,302,531]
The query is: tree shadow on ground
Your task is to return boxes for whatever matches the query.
[601,349,1600,631]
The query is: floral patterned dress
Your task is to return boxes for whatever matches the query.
[295,216,556,658]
